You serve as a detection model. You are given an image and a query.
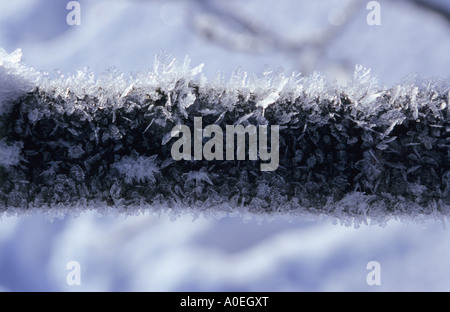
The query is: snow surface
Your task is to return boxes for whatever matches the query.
[0,0,450,291]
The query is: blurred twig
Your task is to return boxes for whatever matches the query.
[407,0,450,24]
[189,0,363,75]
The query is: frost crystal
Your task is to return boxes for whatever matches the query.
[112,155,159,184]
[0,140,22,167]
[0,48,448,226]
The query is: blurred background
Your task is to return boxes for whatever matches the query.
[0,0,450,291]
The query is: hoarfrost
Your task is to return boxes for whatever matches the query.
[0,140,22,167]
[112,155,160,184]
[0,48,448,226]
[184,169,214,186]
